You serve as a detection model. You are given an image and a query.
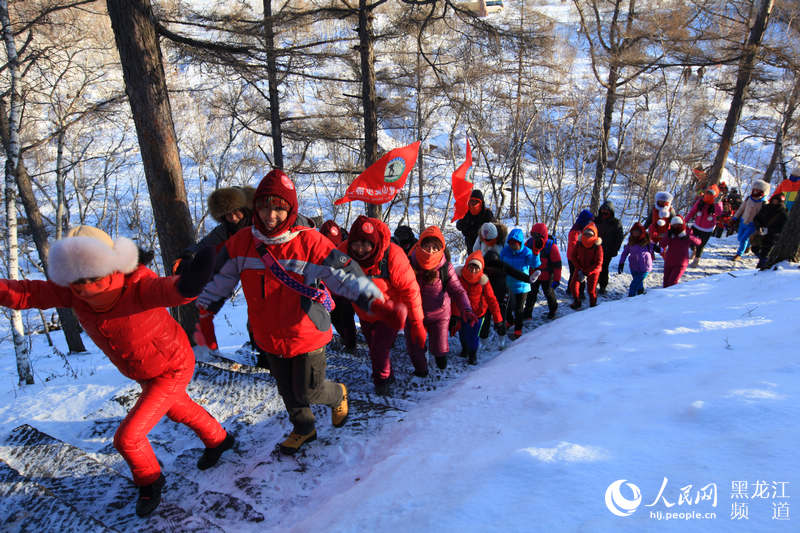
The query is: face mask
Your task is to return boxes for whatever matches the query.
[534,237,544,249]
[70,272,125,312]
[462,266,482,284]
[468,200,482,216]
[703,192,716,204]
[416,244,444,270]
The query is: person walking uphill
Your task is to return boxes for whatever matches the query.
[660,216,701,288]
[456,189,494,252]
[523,223,562,320]
[732,180,770,261]
[753,193,789,270]
[645,191,677,245]
[340,215,424,395]
[567,210,594,303]
[595,201,624,295]
[684,184,722,267]
[195,170,403,455]
[618,222,656,297]
[408,226,477,371]
[452,250,505,364]
[773,167,800,212]
[568,222,603,309]
[500,228,541,340]
[0,226,233,518]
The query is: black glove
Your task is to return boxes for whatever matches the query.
[449,316,460,336]
[177,247,215,297]
[495,322,506,336]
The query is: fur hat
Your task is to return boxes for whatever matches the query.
[48,226,138,286]
[752,179,770,195]
[655,191,673,204]
[479,222,498,241]
[670,216,684,226]
[208,186,254,223]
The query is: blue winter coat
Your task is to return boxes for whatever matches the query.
[500,228,541,294]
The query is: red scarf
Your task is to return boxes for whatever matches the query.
[70,272,125,312]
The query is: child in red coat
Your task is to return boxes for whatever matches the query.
[568,222,604,309]
[0,226,232,517]
[452,250,505,364]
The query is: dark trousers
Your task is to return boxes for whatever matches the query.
[692,229,713,258]
[598,256,614,291]
[505,292,526,332]
[524,279,557,316]
[265,347,343,435]
[330,294,357,349]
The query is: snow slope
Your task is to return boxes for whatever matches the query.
[0,239,797,532]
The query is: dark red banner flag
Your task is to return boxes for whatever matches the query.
[450,139,474,222]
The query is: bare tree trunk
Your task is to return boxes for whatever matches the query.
[763,76,800,183]
[263,0,283,169]
[357,0,380,219]
[0,100,87,353]
[766,199,800,266]
[416,49,425,232]
[1,0,34,384]
[707,0,774,185]
[106,0,197,332]
[591,65,618,213]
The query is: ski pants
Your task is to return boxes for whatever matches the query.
[567,261,587,300]
[524,279,558,316]
[570,272,599,304]
[628,271,649,297]
[361,319,400,384]
[505,292,527,332]
[114,364,226,486]
[406,315,449,374]
[736,221,756,256]
[330,294,357,349]
[663,263,688,288]
[692,229,713,258]
[458,314,486,353]
[265,347,344,435]
[598,255,614,291]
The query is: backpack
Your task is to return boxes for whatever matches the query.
[541,237,557,272]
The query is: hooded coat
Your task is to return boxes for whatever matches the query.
[500,228,541,294]
[685,196,723,233]
[569,222,604,277]
[455,189,494,252]
[453,250,503,324]
[595,202,624,259]
[525,223,562,283]
[339,216,423,329]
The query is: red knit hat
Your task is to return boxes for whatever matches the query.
[253,169,298,236]
[347,215,385,266]
[320,219,344,246]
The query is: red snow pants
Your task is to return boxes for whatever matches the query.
[361,319,400,384]
[570,272,599,303]
[113,364,226,486]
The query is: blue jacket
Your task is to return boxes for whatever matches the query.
[501,228,541,294]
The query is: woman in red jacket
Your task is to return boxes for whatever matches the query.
[341,215,424,395]
[195,170,403,455]
[568,222,604,309]
[0,226,231,518]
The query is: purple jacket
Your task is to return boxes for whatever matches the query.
[685,199,722,232]
[660,231,702,268]
[618,243,655,273]
[410,254,472,322]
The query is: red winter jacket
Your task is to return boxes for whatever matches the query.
[0,266,195,381]
[339,220,423,328]
[453,269,503,324]
[197,225,381,357]
[569,227,604,276]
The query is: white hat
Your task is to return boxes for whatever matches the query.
[670,216,684,226]
[479,222,498,240]
[47,226,138,286]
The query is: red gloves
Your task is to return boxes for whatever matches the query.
[463,309,479,327]
[370,297,408,331]
[408,320,427,350]
[193,308,218,350]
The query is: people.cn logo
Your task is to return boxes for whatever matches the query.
[605,479,642,517]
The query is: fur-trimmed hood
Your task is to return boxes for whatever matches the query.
[48,234,139,286]
[208,186,255,223]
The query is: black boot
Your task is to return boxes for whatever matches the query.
[198,432,235,470]
[468,349,477,365]
[135,474,165,517]
[435,356,447,370]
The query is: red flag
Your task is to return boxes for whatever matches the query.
[450,139,474,222]
[334,141,420,205]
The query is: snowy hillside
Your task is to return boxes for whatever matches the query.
[1,237,798,532]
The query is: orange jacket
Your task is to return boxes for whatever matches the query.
[453,251,503,324]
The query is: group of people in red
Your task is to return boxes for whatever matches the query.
[0,166,795,519]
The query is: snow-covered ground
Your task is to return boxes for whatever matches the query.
[1,237,798,532]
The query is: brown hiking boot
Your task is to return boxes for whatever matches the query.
[331,383,348,428]
[279,429,317,455]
